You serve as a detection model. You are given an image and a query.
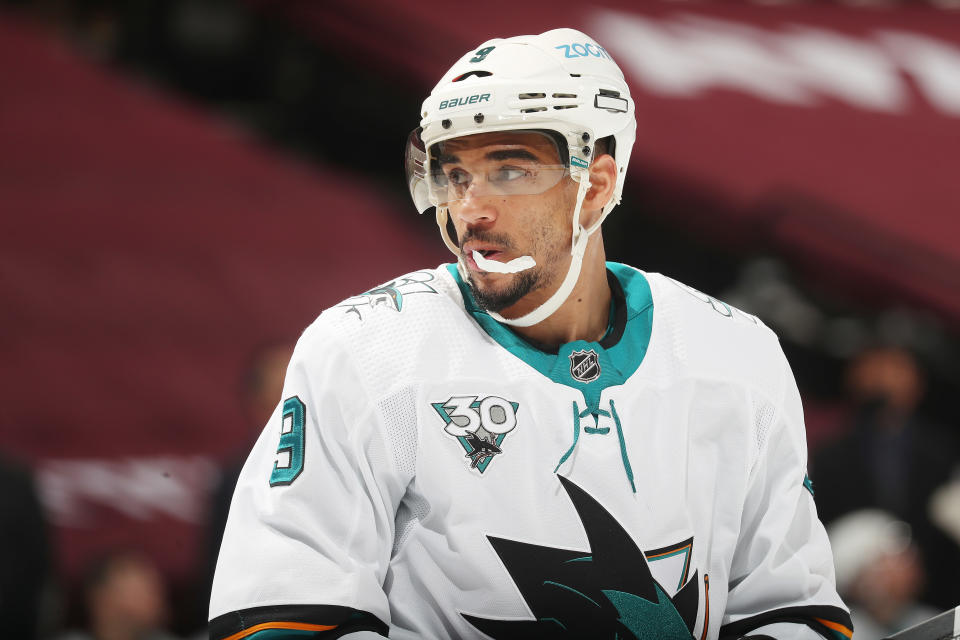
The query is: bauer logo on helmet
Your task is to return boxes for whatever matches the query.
[438,93,492,111]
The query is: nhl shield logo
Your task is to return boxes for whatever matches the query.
[569,349,601,383]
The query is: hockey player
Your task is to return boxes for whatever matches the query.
[210,28,852,639]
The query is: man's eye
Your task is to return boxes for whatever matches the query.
[447,169,470,186]
[492,167,529,183]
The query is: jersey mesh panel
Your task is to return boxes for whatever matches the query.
[378,386,419,477]
[753,396,775,457]
[392,487,431,557]
[377,383,430,556]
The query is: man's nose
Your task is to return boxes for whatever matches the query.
[452,182,498,226]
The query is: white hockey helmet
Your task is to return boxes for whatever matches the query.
[405,28,636,326]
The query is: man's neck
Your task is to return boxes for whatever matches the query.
[506,237,611,347]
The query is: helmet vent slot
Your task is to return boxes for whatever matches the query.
[552,93,577,99]
[598,88,621,98]
[518,92,546,100]
[453,71,492,81]
[553,105,577,110]
[520,107,548,113]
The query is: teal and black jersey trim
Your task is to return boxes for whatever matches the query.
[447,261,654,414]
[208,604,387,640]
[717,604,853,640]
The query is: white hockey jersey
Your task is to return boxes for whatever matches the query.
[210,263,852,640]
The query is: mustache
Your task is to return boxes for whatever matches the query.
[459,230,515,252]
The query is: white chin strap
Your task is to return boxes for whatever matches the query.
[437,171,604,328]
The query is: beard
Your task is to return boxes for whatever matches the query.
[467,267,543,313]
[458,214,569,313]
[458,228,544,312]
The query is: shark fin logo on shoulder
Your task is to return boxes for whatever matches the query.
[337,270,438,320]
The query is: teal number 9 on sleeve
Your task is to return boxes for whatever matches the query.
[270,396,306,486]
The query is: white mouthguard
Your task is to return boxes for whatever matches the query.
[472,250,536,274]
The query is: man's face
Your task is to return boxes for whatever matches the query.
[437,131,577,313]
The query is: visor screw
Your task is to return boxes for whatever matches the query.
[473,113,484,124]
[442,119,452,129]
[581,132,590,143]
[582,146,591,156]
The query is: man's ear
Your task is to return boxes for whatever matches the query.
[581,154,617,227]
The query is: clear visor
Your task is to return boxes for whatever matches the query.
[405,128,433,213]
[405,128,569,213]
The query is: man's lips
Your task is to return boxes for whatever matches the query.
[465,251,496,273]
[477,249,504,262]
[463,244,507,270]
[464,243,506,258]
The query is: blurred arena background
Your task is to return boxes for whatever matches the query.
[0,1,958,638]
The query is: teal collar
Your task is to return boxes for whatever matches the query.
[447,262,654,414]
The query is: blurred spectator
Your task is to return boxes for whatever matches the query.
[811,345,960,609]
[196,341,294,629]
[205,340,294,559]
[57,549,181,640]
[828,510,939,639]
[237,341,297,431]
[0,455,52,639]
